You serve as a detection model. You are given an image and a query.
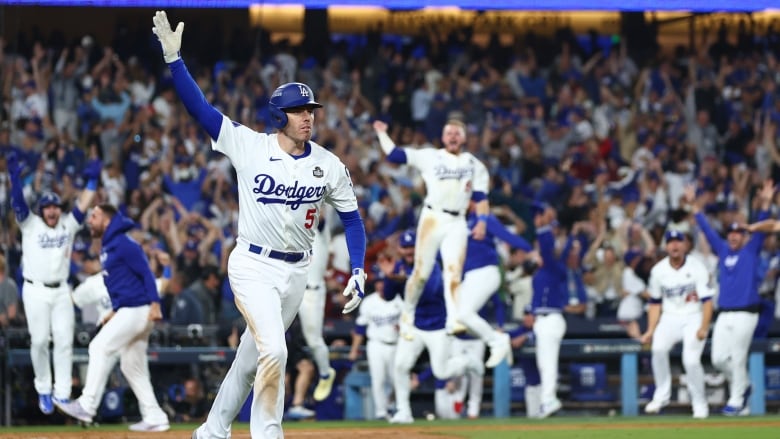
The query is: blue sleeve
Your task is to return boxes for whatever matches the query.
[487,215,532,251]
[536,227,556,265]
[746,210,771,254]
[354,324,367,335]
[168,59,223,140]
[336,209,366,271]
[10,173,30,223]
[492,293,506,328]
[471,191,487,202]
[694,213,727,256]
[417,366,433,383]
[123,241,160,303]
[72,205,85,224]
[386,148,407,164]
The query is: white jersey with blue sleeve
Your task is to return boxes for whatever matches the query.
[403,148,489,214]
[211,117,358,252]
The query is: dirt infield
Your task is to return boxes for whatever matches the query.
[5,420,780,439]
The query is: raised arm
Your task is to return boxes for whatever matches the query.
[7,154,30,223]
[152,10,223,141]
[372,120,407,163]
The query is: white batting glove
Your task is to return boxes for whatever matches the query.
[342,268,366,314]
[152,10,184,63]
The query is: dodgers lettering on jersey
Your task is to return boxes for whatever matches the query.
[403,147,488,214]
[19,213,80,283]
[648,255,713,315]
[213,116,358,252]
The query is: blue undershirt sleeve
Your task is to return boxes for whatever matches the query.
[9,173,30,223]
[337,209,366,271]
[168,59,223,140]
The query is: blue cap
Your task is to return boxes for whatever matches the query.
[184,240,199,251]
[664,229,686,242]
[726,222,747,233]
[399,229,416,248]
[531,201,548,215]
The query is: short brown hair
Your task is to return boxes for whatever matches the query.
[97,203,118,219]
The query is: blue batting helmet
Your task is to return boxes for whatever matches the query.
[268,82,322,129]
[399,229,416,248]
[38,192,62,214]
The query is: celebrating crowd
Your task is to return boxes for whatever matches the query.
[2,11,780,428]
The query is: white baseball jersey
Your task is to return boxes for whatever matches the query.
[355,292,403,344]
[648,255,713,315]
[19,213,80,283]
[212,116,358,252]
[403,147,489,214]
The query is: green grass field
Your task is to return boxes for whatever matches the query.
[3,416,780,439]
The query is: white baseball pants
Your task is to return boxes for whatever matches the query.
[393,328,470,416]
[299,284,330,375]
[450,337,486,418]
[405,209,468,325]
[78,304,168,425]
[533,313,566,408]
[198,247,309,439]
[366,339,396,418]
[650,312,707,416]
[711,311,758,408]
[22,282,74,400]
[457,265,503,346]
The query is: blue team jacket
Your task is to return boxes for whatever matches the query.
[384,258,446,331]
[100,213,160,310]
[695,211,768,310]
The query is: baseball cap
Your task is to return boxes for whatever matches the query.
[664,229,686,242]
[399,230,416,248]
[726,222,747,234]
[531,201,549,215]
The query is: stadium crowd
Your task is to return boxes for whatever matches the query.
[2,15,780,421]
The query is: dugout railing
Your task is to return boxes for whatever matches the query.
[3,331,780,425]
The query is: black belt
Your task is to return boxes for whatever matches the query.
[25,278,62,288]
[425,204,460,217]
[536,311,562,317]
[248,244,309,263]
[720,305,760,313]
[373,339,397,346]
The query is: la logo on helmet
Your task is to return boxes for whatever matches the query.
[298,85,309,97]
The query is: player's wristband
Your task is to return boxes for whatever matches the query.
[86,179,98,191]
[477,214,488,223]
[162,266,172,279]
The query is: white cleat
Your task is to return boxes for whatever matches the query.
[644,400,668,414]
[389,411,414,424]
[129,421,171,432]
[55,399,93,424]
[485,333,513,368]
[538,399,562,418]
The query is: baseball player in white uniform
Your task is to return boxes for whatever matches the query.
[349,276,404,420]
[373,120,490,335]
[640,230,714,419]
[381,230,483,424]
[7,154,101,415]
[154,11,366,439]
[299,215,337,402]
